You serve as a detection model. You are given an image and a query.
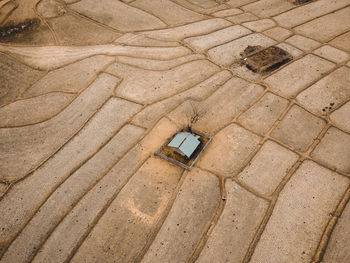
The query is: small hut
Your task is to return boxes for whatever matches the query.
[168,132,200,158]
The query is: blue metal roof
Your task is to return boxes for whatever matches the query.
[168,132,188,148]
[179,134,200,158]
[168,132,200,158]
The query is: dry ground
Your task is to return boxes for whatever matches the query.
[0,0,350,262]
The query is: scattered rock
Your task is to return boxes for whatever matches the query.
[0,19,40,41]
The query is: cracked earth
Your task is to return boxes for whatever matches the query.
[0,0,350,262]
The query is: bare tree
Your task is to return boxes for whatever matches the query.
[186,101,206,132]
